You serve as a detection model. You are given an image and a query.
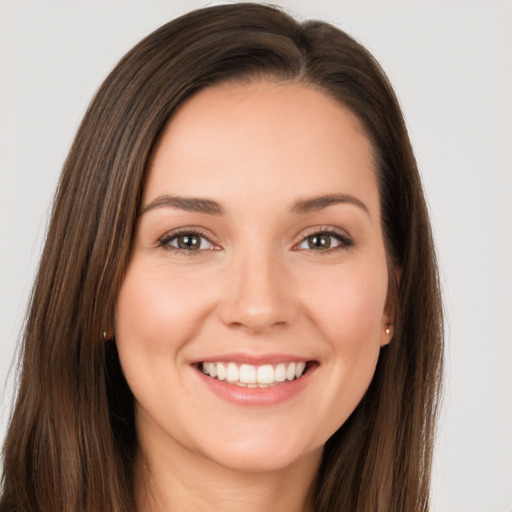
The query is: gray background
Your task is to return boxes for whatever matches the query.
[1,1,511,511]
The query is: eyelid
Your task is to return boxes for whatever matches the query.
[292,225,355,251]
[156,224,354,253]
[158,227,221,252]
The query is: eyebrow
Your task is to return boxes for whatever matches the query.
[140,195,225,216]
[140,192,369,217]
[291,193,369,216]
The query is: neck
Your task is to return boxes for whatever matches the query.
[135,427,322,512]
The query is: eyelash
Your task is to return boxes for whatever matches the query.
[158,229,217,254]
[294,226,355,253]
[158,226,354,254]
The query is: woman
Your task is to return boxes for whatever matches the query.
[1,3,443,511]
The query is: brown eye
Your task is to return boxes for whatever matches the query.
[163,232,214,251]
[296,230,352,252]
[177,234,201,250]
[307,234,333,250]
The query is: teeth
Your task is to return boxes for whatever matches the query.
[295,362,306,378]
[275,363,286,382]
[208,362,217,378]
[226,363,239,382]
[239,364,256,384]
[216,363,226,381]
[257,365,274,384]
[286,363,296,381]
[201,361,308,386]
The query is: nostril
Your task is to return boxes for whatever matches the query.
[217,270,298,333]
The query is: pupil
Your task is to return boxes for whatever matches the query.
[308,234,331,249]
[178,234,200,250]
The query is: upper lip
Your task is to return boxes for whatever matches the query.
[189,353,315,366]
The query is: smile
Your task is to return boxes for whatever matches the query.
[200,361,308,387]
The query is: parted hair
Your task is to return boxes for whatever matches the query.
[1,4,443,511]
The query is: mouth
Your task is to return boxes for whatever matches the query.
[197,361,314,388]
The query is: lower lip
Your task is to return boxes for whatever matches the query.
[194,366,315,406]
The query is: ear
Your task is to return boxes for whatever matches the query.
[103,329,115,341]
[380,266,400,347]
[379,315,393,347]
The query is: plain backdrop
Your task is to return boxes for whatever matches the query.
[1,1,511,511]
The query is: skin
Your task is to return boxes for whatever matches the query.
[115,80,392,512]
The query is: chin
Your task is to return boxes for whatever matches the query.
[204,441,322,475]
[186,421,325,475]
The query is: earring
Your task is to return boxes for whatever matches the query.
[385,328,390,335]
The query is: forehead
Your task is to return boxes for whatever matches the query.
[144,80,378,215]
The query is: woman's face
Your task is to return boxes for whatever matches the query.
[115,81,391,473]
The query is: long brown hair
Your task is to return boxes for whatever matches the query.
[1,4,443,511]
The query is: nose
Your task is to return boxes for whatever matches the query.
[218,250,299,334]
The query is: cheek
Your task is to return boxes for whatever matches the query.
[296,265,387,437]
[113,262,221,431]
[301,263,388,348]
[114,263,217,380]
[117,264,203,341]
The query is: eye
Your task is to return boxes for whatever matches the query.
[295,229,353,252]
[160,231,215,252]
